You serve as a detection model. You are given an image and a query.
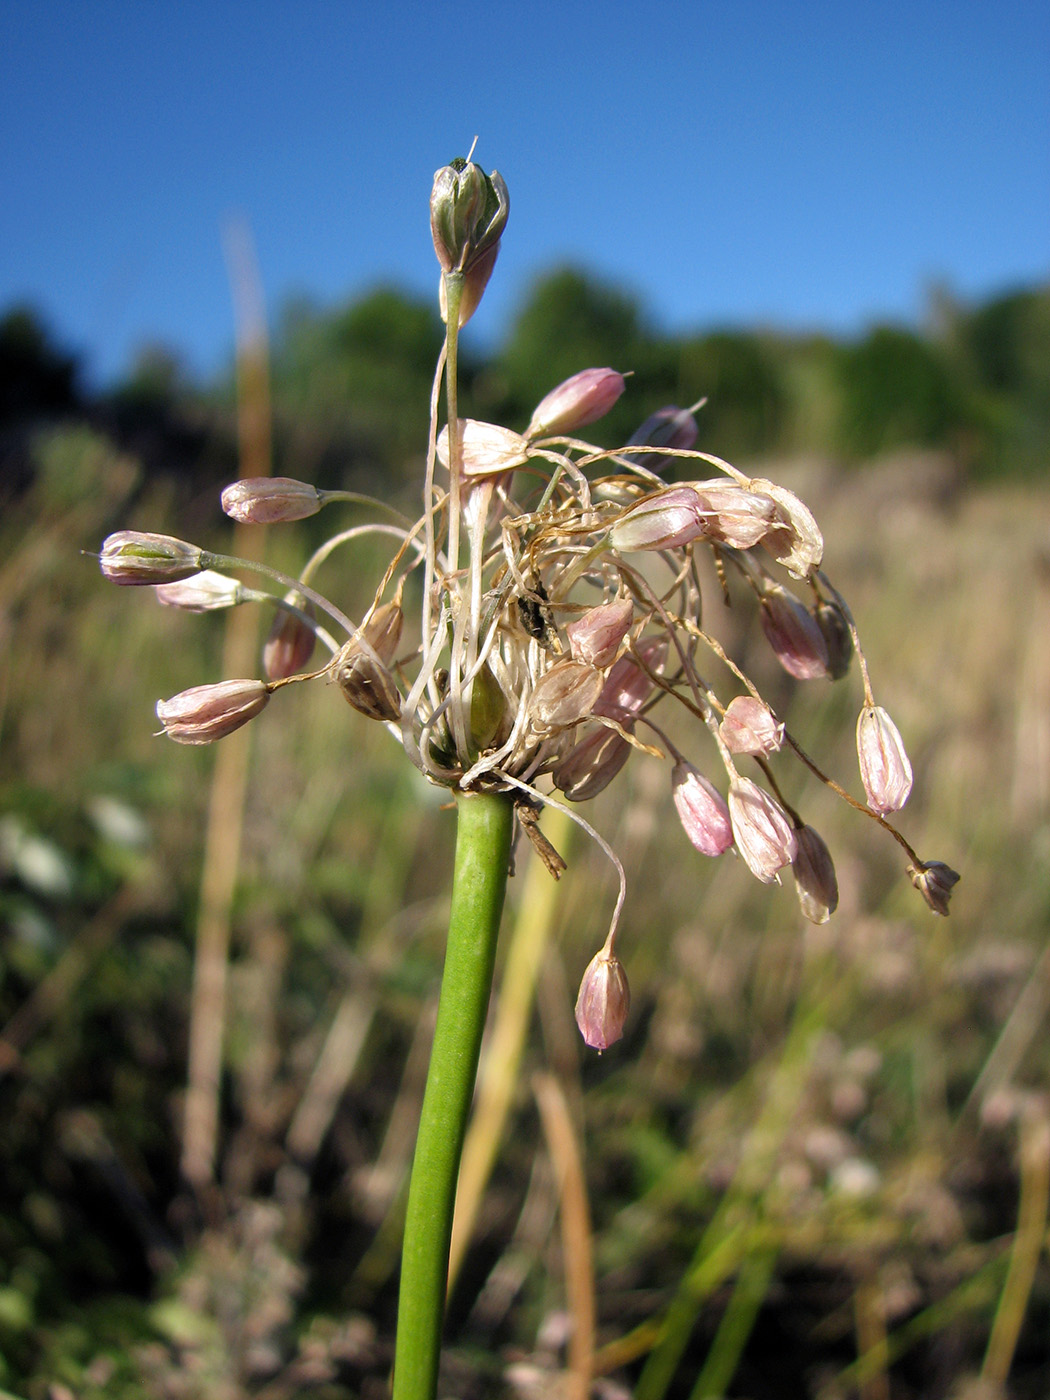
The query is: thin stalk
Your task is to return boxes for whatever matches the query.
[392,790,514,1400]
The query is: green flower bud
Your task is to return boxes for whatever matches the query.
[430,158,509,274]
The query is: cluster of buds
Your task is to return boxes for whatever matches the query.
[98,155,958,1051]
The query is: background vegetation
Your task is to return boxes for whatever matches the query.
[1,272,1049,1398]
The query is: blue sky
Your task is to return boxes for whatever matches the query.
[2,0,1047,386]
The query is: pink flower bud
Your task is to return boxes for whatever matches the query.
[792,825,839,924]
[525,368,626,439]
[594,638,667,718]
[528,660,604,734]
[99,531,203,586]
[220,477,322,524]
[719,696,784,756]
[155,570,243,611]
[263,594,317,680]
[553,725,632,802]
[750,479,824,578]
[728,778,797,882]
[436,419,530,479]
[672,760,734,857]
[566,598,634,669]
[909,861,960,916]
[574,948,630,1050]
[760,585,830,680]
[609,487,707,552]
[691,480,778,550]
[156,679,269,744]
[626,405,699,469]
[857,705,913,814]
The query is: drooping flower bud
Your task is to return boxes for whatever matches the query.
[436,419,530,479]
[155,570,244,612]
[553,725,632,802]
[626,405,699,469]
[156,679,270,744]
[525,368,626,440]
[263,593,317,680]
[609,487,707,552]
[594,638,667,718]
[857,705,913,814]
[814,598,854,680]
[691,480,778,550]
[728,777,797,883]
[792,825,840,924]
[99,531,203,586]
[671,760,734,857]
[719,695,784,756]
[909,861,960,916]
[333,604,405,723]
[220,477,322,524]
[760,585,830,680]
[429,158,509,274]
[750,479,824,578]
[566,598,634,669]
[574,947,631,1050]
[528,660,604,733]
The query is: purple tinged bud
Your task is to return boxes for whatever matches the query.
[263,593,317,680]
[626,405,699,468]
[909,861,960,916]
[671,760,734,857]
[154,570,243,611]
[220,477,322,524]
[691,480,778,550]
[728,778,798,883]
[814,599,854,680]
[760,585,830,680]
[436,419,530,479]
[429,159,509,275]
[566,598,635,669]
[528,660,604,734]
[99,531,203,586]
[719,695,785,756]
[857,705,913,814]
[609,487,707,552]
[156,679,269,744]
[553,725,632,802]
[574,948,630,1050]
[792,825,840,924]
[525,368,626,440]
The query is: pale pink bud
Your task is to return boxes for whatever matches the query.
[626,405,699,468]
[719,696,784,756]
[156,679,269,744]
[760,585,830,680]
[220,477,322,524]
[909,861,960,916]
[566,598,634,668]
[691,480,778,550]
[528,660,604,733]
[99,531,203,586]
[574,948,630,1050]
[671,760,734,857]
[594,638,667,718]
[609,487,707,552]
[750,479,824,578]
[525,368,626,439]
[792,825,840,924]
[857,705,913,814]
[155,570,243,611]
[728,778,797,882]
[263,594,316,680]
[436,419,530,479]
[553,725,632,802]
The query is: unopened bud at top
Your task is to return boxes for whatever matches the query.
[719,695,784,756]
[728,777,797,883]
[156,679,269,744]
[155,570,243,612]
[99,531,203,586]
[857,705,913,814]
[525,368,626,440]
[430,158,509,274]
[672,759,734,857]
[221,477,322,525]
[909,860,960,916]
[574,947,630,1050]
[566,598,634,669]
[760,585,830,680]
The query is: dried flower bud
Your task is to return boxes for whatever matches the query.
[595,638,667,718]
[750,479,824,578]
[792,825,840,924]
[566,598,634,669]
[156,679,269,744]
[760,585,830,680]
[814,599,854,680]
[856,705,913,814]
[361,602,404,665]
[99,531,203,586]
[220,477,322,524]
[333,604,405,723]
[529,660,604,733]
[672,760,734,857]
[728,777,797,882]
[429,158,509,274]
[626,405,699,468]
[609,487,707,552]
[553,725,632,802]
[437,419,530,479]
[909,860,960,916]
[575,948,630,1050]
[155,570,243,611]
[719,695,784,756]
[691,480,778,550]
[525,368,626,440]
[263,593,316,680]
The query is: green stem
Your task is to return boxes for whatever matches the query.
[392,790,514,1400]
